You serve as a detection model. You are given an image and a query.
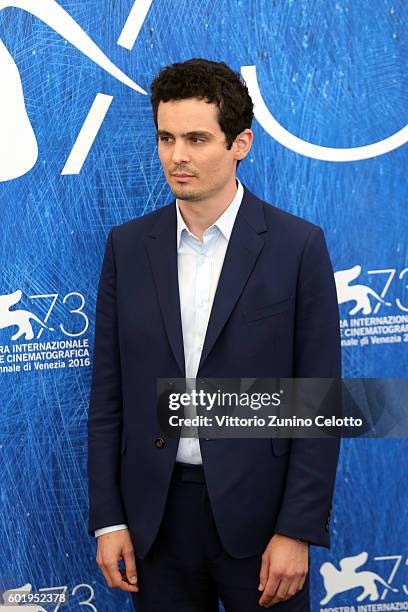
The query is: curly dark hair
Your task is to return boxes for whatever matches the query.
[150,58,254,149]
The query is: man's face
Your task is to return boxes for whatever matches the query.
[156,98,238,202]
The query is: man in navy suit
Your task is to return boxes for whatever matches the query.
[88,59,341,610]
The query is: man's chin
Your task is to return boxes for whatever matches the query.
[170,186,203,201]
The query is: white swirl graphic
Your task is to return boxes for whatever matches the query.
[241,65,408,162]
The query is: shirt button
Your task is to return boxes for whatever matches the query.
[155,437,166,449]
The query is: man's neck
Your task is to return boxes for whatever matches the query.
[177,178,238,241]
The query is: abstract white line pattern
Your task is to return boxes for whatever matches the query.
[241,64,408,162]
[117,0,154,50]
[0,0,146,94]
[0,38,38,181]
[61,93,113,175]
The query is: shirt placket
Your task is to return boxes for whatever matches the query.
[184,229,218,452]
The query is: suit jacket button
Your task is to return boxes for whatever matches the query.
[155,436,166,449]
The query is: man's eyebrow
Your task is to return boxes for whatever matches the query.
[156,129,214,138]
[183,131,214,138]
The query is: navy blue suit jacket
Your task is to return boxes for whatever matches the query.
[88,185,341,559]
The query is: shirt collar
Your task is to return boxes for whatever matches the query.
[176,179,244,247]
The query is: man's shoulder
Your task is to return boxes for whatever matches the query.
[244,186,323,240]
[111,201,174,239]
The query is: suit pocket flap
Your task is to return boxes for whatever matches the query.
[244,297,294,322]
[271,438,291,456]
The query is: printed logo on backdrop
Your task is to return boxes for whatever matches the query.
[0,0,151,182]
[0,289,90,374]
[335,266,408,348]
[319,551,408,611]
[1,0,407,184]
[242,66,408,162]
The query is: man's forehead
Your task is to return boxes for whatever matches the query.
[158,96,216,109]
[157,98,220,126]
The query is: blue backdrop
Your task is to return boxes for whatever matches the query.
[0,1,407,610]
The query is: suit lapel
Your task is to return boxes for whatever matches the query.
[145,204,185,376]
[144,187,267,377]
[198,188,267,372]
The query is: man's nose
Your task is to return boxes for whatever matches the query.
[171,139,190,165]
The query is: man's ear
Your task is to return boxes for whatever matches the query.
[233,129,254,161]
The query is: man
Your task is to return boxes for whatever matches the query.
[88,58,341,611]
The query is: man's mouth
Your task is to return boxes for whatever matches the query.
[172,173,195,181]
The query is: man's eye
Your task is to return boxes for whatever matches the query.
[159,136,172,143]
[190,137,205,143]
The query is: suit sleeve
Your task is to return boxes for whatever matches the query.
[274,227,341,547]
[87,228,128,535]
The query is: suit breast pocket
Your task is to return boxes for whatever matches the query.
[243,297,294,323]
